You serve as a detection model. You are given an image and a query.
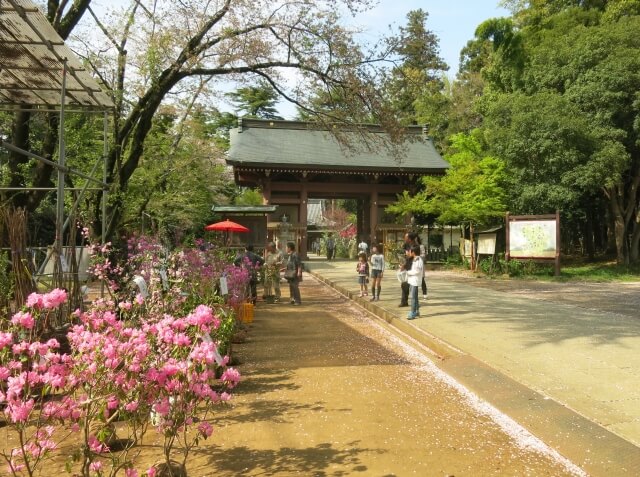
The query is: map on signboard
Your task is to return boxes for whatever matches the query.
[509,220,556,258]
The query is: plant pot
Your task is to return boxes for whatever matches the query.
[152,460,187,477]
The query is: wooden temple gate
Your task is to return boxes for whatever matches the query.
[226,119,449,259]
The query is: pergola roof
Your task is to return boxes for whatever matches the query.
[0,0,113,109]
[227,119,449,174]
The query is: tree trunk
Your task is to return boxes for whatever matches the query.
[4,111,31,209]
[584,213,594,260]
[630,210,640,264]
[609,192,629,265]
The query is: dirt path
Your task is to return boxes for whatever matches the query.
[190,275,585,476]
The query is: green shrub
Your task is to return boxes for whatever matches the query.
[0,251,14,315]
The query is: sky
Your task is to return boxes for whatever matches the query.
[356,0,509,75]
[275,0,510,117]
[84,0,510,118]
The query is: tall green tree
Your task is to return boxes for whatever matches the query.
[384,9,448,126]
[478,4,640,263]
[226,83,283,119]
[387,131,507,226]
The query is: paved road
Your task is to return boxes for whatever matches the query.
[306,259,640,475]
[193,276,584,476]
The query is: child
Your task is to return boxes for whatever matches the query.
[356,252,369,297]
[368,244,385,301]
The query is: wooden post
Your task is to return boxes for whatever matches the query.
[555,209,561,277]
[470,222,475,271]
[505,212,511,263]
[369,190,378,246]
[299,187,308,259]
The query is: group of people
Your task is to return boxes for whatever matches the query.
[355,242,385,300]
[398,232,427,320]
[235,232,428,318]
[234,241,303,306]
[355,232,427,320]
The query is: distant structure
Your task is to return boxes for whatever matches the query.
[226,119,449,258]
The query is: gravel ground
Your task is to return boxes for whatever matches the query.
[192,275,587,476]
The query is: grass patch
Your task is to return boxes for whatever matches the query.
[558,261,640,282]
[471,256,640,282]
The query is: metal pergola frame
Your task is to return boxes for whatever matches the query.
[0,0,114,291]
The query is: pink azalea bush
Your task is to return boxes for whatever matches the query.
[0,233,250,476]
[1,290,239,476]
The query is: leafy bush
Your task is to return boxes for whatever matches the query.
[0,251,14,315]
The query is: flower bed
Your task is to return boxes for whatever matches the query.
[0,235,251,476]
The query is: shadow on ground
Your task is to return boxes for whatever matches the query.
[193,440,387,476]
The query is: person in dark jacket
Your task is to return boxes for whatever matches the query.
[399,232,415,307]
[283,241,303,305]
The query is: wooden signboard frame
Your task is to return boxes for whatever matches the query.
[505,211,561,277]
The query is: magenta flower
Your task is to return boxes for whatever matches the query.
[11,311,35,329]
[197,421,213,438]
[0,332,14,350]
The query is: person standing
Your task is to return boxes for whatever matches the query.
[406,245,424,320]
[358,237,369,256]
[234,244,264,305]
[369,244,385,301]
[263,241,284,303]
[399,232,414,307]
[283,241,303,305]
[326,233,336,260]
[356,252,369,297]
[414,235,428,300]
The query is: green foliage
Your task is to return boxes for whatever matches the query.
[477,4,640,263]
[0,251,14,315]
[124,110,232,238]
[233,188,263,206]
[226,83,283,120]
[387,131,507,226]
[384,9,449,125]
[482,91,615,213]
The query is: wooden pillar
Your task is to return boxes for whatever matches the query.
[369,190,378,246]
[262,178,271,205]
[299,186,308,259]
[356,199,364,241]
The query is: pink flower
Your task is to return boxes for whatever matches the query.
[220,368,241,388]
[26,292,44,309]
[43,288,67,309]
[147,467,157,477]
[88,435,107,453]
[197,421,213,438]
[124,401,139,412]
[152,397,171,416]
[125,469,139,477]
[7,399,34,423]
[89,460,103,472]
[107,395,119,410]
[135,294,145,305]
[0,332,13,350]
[11,311,35,329]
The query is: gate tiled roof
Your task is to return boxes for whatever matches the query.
[227,119,449,173]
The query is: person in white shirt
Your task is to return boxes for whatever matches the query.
[406,245,424,320]
[358,238,368,256]
[368,244,385,301]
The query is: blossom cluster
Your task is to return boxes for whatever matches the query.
[1,285,240,476]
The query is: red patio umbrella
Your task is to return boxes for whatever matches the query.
[204,219,249,233]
